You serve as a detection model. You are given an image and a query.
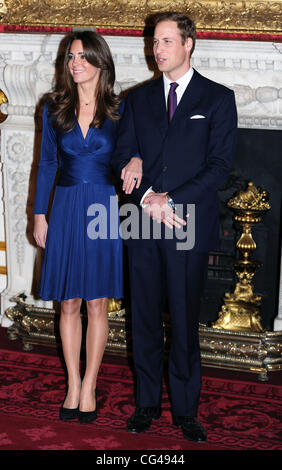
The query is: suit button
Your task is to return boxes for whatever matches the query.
[163,166,167,172]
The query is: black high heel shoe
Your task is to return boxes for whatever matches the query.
[59,405,79,421]
[78,390,98,424]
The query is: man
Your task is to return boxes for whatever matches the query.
[112,12,237,442]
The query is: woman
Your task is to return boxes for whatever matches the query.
[33,31,138,424]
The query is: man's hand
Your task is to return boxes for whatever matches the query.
[121,157,143,194]
[143,192,186,229]
[33,214,48,248]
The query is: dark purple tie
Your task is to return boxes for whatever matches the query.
[168,82,179,122]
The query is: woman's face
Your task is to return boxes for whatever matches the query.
[67,39,100,86]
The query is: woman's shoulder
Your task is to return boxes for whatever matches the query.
[43,95,55,113]
[118,99,125,115]
[39,97,58,133]
[105,98,125,127]
[37,96,52,120]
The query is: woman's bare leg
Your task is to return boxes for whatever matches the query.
[79,297,108,412]
[60,297,82,408]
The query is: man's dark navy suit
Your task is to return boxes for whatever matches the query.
[112,69,237,417]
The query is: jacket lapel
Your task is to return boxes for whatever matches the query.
[169,70,204,128]
[147,76,168,138]
[146,70,205,136]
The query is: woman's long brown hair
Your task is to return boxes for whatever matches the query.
[46,31,121,131]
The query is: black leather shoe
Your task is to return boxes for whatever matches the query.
[59,405,79,421]
[78,408,97,424]
[173,416,207,442]
[78,390,98,424]
[127,406,161,433]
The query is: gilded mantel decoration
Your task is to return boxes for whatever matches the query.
[0,0,282,36]
[5,294,282,382]
[0,89,8,123]
[213,182,270,332]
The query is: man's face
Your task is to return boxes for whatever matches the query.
[153,20,192,80]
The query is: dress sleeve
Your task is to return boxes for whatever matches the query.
[33,104,58,214]
[111,94,152,205]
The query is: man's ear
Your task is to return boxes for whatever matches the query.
[185,37,193,55]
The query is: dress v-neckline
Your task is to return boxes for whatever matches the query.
[77,121,90,141]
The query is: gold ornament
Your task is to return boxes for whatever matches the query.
[212,182,270,332]
[0,89,8,124]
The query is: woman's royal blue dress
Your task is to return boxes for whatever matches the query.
[34,104,123,301]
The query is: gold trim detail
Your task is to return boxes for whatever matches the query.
[0,242,7,275]
[0,1,281,35]
[5,294,282,381]
[0,89,8,124]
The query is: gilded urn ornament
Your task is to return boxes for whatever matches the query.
[213,182,270,332]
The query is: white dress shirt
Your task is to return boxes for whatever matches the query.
[140,68,194,206]
[163,67,194,108]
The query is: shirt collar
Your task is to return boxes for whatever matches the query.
[163,67,194,96]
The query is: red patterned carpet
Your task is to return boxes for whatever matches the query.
[0,342,281,452]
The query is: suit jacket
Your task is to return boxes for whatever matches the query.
[112,69,238,252]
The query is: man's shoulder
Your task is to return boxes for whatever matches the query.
[128,76,162,98]
[195,70,234,97]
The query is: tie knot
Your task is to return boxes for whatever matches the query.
[168,82,178,122]
[170,82,179,92]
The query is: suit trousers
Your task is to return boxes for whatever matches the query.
[127,238,209,417]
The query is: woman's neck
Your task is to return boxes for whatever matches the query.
[77,82,97,107]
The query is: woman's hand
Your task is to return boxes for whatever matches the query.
[121,157,143,194]
[33,214,48,248]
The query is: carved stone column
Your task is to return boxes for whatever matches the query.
[0,34,64,324]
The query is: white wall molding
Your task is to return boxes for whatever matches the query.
[0,34,281,129]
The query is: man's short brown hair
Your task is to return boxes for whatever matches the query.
[154,12,196,56]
